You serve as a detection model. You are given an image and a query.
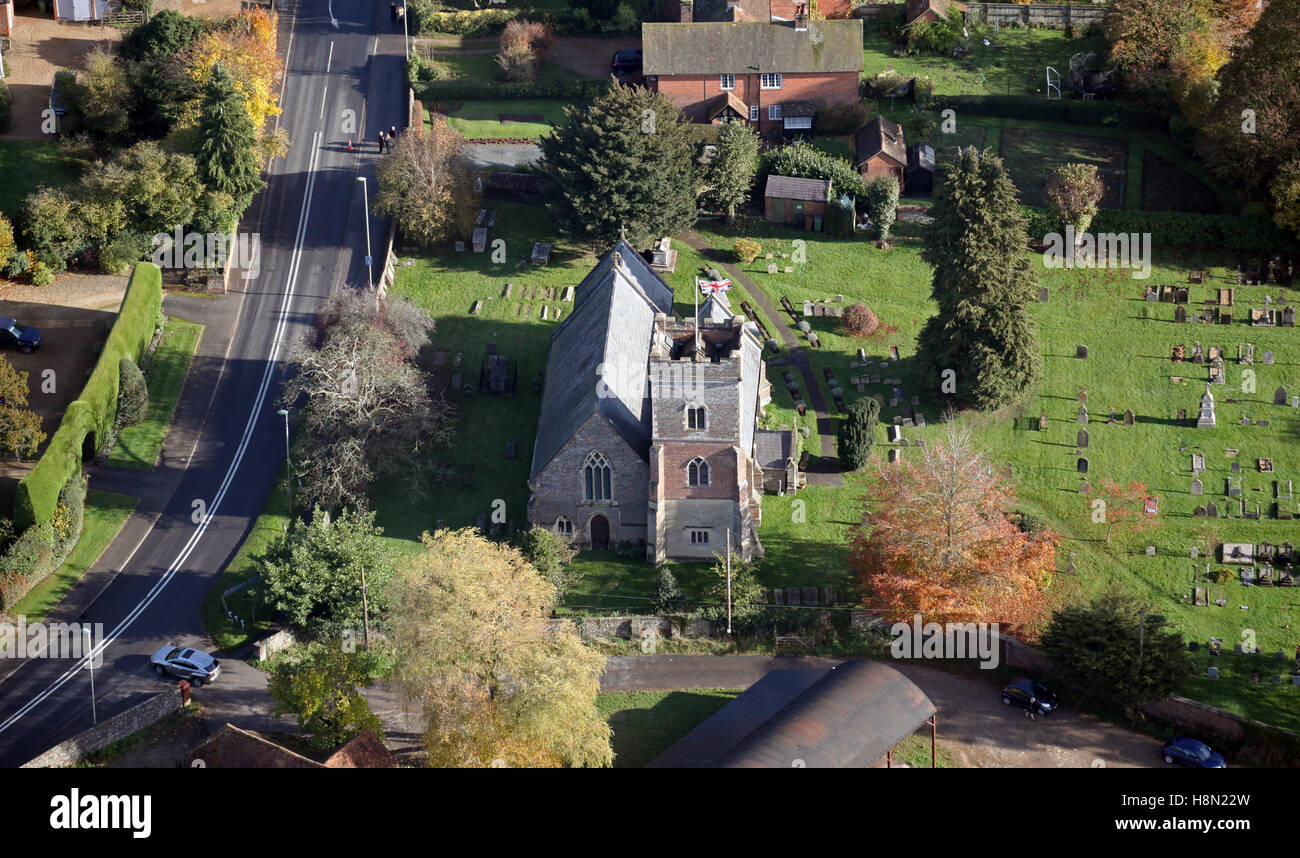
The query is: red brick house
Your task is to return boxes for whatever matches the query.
[642,17,864,137]
[671,0,852,23]
[904,0,967,26]
[854,116,907,190]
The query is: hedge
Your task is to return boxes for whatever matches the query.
[413,78,608,102]
[417,8,520,36]
[14,263,162,531]
[0,80,11,134]
[0,473,86,612]
[928,94,1170,132]
[1020,206,1300,254]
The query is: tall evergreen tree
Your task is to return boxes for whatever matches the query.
[705,119,760,225]
[916,146,1041,411]
[838,397,879,471]
[539,82,699,249]
[194,63,264,222]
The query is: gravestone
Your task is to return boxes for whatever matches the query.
[1076,345,1089,359]
[1191,478,1203,495]
[1231,461,1241,474]
[1171,344,1185,363]
[1077,386,1088,403]
[1175,305,1187,323]
[1038,287,1049,303]
[1261,351,1274,365]
[1039,415,1049,430]
[1193,506,1207,517]
[1192,453,1205,473]
[1276,386,1289,405]
[1077,457,1089,474]
[1146,545,1156,556]
[1124,409,1135,426]
[1065,555,1077,575]
[1191,342,1204,363]
[1239,342,1254,365]
[888,425,902,443]
[1077,428,1089,449]
[1207,666,1219,679]
[1228,477,1242,497]
[890,346,900,360]
[1077,404,1088,424]
[1208,502,1219,518]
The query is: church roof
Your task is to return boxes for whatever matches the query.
[530,242,676,480]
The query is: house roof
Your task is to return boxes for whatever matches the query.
[764,174,832,202]
[642,20,864,76]
[650,659,936,768]
[854,116,906,168]
[530,242,676,481]
[753,428,793,470]
[706,91,749,121]
[780,99,816,117]
[905,0,963,24]
[324,729,398,768]
[185,724,324,768]
[723,0,851,22]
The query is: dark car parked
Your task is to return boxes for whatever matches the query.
[611,48,642,75]
[1001,677,1059,715]
[1161,736,1226,768]
[0,318,42,354]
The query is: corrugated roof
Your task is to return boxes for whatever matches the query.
[854,115,906,168]
[530,242,675,481]
[764,174,832,201]
[642,20,864,76]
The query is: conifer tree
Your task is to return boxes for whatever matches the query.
[916,147,1041,411]
[838,396,879,471]
[195,63,264,222]
[539,82,699,249]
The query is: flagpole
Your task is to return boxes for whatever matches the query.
[693,276,700,355]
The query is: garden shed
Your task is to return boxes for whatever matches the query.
[764,175,832,231]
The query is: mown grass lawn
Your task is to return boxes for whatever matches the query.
[438,99,575,140]
[862,27,1107,97]
[10,491,137,622]
[201,480,289,652]
[596,688,742,768]
[0,141,83,221]
[105,318,203,472]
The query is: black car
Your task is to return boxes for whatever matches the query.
[1001,677,1058,715]
[0,318,42,354]
[1161,736,1226,768]
[611,48,642,75]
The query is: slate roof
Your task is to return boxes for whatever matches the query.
[650,660,936,768]
[701,289,735,323]
[530,242,676,480]
[642,20,864,76]
[854,116,906,168]
[753,428,792,470]
[764,174,832,202]
[907,142,936,172]
[738,326,763,456]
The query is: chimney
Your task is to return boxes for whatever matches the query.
[679,0,693,23]
[794,2,809,30]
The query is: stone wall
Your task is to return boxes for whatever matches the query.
[253,628,298,662]
[548,615,715,641]
[22,686,188,768]
[966,3,1109,28]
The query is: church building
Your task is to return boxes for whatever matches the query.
[527,242,795,565]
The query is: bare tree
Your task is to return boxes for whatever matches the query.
[373,119,480,248]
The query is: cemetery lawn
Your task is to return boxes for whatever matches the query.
[0,141,83,221]
[690,217,1300,728]
[436,99,573,140]
[597,689,742,768]
[104,318,203,472]
[9,491,138,622]
[862,27,1107,97]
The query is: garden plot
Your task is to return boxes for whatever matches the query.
[997,126,1128,209]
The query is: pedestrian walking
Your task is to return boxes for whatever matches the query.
[389,124,398,142]
[377,130,387,153]
[1024,706,1036,722]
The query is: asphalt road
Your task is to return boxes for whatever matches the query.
[0,0,408,766]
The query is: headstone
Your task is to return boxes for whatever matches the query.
[1038,286,1049,303]
[888,448,900,463]
[1077,386,1088,403]
[888,425,902,443]
[768,263,779,275]
[1207,666,1219,679]
[1208,502,1219,518]
[1261,351,1274,365]
[890,346,900,360]
[1077,404,1088,424]
[1192,453,1205,473]
[562,286,575,302]
[1146,545,1156,556]
[1191,478,1203,495]
[787,587,801,607]
[1039,415,1049,430]
[1175,305,1187,323]
[1077,457,1089,474]
[1077,428,1089,449]
[1076,345,1088,359]
[1123,409,1135,426]
[1276,386,1288,405]
[1231,461,1241,474]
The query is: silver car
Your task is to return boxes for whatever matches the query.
[151,646,221,687]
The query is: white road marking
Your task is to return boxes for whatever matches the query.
[0,129,325,737]
[320,85,328,119]
[327,41,334,73]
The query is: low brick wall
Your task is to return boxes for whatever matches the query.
[22,686,188,768]
[253,628,297,662]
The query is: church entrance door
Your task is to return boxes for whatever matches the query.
[589,515,610,550]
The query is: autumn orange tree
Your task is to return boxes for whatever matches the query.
[847,419,1060,636]
[1089,476,1161,545]
[185,9,286,157]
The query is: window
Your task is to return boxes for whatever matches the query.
[768,105,783,121]
[555,516,573,537]
[688,457,710,487]
[720,74,735,91]
[749,105,759,122]
[687,405,707,430]
[583,451,612,501]
[689,529,710,546]
[761,73,782,90]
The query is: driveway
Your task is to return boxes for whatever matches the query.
[601,655,1160,768]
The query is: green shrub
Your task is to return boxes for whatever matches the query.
[30,261,55,287]
[5,250,32,278]
[15,263,163,531]
[0,80,11,134]
[813,101,869,136]
[761,141,869,205]
[1020,206,1299,253]
[0,523,55,611]
[420,9,520,36]
[116,357,149,429]
[733,238,762,263]
[51,475,87,562]
[906,15,963,55]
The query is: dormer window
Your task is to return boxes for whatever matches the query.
[583,451,611,501]
[688,457,710,487]
[687,405,707,430]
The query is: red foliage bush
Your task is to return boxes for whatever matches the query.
[842,303,879,337]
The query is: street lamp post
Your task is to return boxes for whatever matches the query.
[403,1,410,62]
[82,626,97,725]
[277,408,292,516]
[357,176,373,289]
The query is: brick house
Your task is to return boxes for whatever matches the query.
[904,0,967,26]
[528,242,781,564]
[764,175,832,230]
[854,115,907,190]
[672,0,853,23]
[642,17,864,138]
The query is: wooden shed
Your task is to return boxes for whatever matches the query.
[764,175,832,231]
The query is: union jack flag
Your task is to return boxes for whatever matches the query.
[699,278,732,294]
